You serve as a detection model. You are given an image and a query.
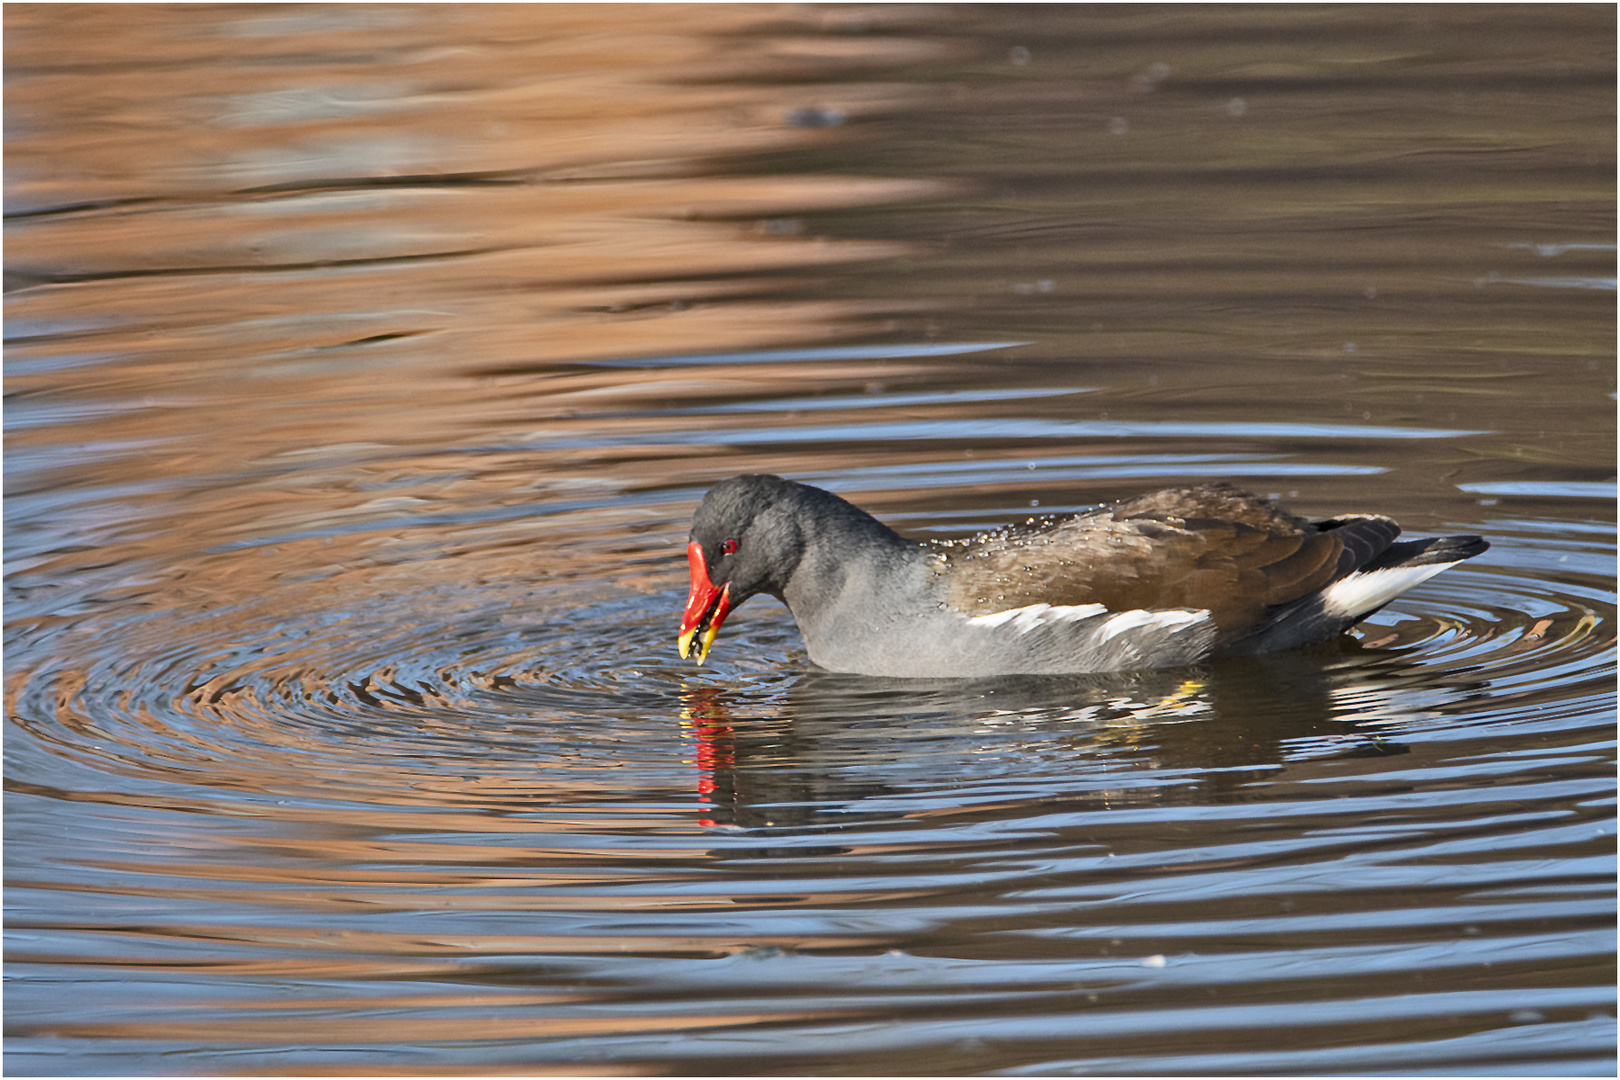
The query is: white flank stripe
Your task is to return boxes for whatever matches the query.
[1321,563,1456,618]
[967,602,1107,633]
[1096,608,1211,642]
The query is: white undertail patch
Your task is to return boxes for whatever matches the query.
[1321,562,1457,619]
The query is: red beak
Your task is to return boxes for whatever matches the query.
[678,540,732,664]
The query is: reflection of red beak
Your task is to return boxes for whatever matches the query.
[678,541,732,664]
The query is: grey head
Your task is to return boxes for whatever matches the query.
[678,475,921,665]
[688,474,909,606]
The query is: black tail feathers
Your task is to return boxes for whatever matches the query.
[1367,534,1489,572]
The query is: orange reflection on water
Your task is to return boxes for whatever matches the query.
[10,5,1613,1073]
[33,1004,856,1051]
[6,3,959,607]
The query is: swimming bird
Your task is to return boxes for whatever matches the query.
[678,475,1487,677]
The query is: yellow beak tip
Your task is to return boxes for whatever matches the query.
[678,626,719,665]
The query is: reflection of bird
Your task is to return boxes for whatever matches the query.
[678,475,1488,677]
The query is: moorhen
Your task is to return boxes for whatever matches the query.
[678,475,1488,677]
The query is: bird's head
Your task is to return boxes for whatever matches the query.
[678,475,807,663]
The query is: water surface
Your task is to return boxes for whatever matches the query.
[5,5,1615,1075]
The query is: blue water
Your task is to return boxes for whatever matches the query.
[5,4,1614,1075]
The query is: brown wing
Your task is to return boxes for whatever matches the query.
[939,483,1400,643]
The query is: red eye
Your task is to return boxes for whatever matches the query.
[720,538,738,555]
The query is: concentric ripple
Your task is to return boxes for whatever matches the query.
[6,3,1614,1072]
[8,485,1614,1078]
[9,496,1610,814]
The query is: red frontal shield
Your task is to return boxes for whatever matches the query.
[678,541,731,663]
